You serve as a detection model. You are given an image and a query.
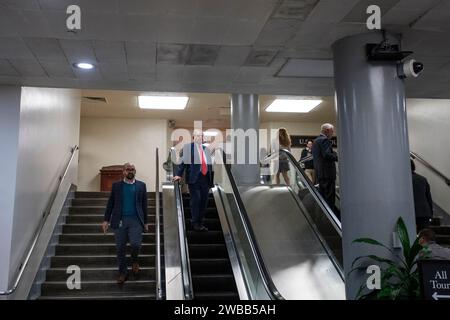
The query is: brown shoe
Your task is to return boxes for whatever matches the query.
[117,273,127,284]
[132,262,140,275]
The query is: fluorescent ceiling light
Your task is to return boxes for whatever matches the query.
[138,95,189,110]
[265,99,322,113]
[203,131,219,137]
[74,62,95,70]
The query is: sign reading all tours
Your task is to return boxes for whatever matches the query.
[419,260,450,300]
[290,135,338,148]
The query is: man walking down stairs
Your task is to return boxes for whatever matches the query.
[38,189,158,300]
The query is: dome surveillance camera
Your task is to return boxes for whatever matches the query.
[399,59,424,78]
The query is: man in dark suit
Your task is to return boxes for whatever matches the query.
[102,163,149,284]
[173,131,213,232]
[313,124,338,213]
[411,159,434,231]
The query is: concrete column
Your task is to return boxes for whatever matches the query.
[231,93,260,185]
[332,32,416,299]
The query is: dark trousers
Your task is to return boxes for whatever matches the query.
[113,216,143,274]
[188,174,210,226]
[319,178,336,211]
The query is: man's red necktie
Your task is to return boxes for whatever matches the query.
[199,145,208,175]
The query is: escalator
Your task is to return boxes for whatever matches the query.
[182,193,239,299]
[163,147,345,300]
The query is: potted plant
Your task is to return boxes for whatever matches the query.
[351,217,430,299]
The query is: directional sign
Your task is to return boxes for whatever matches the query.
[418,260,450,300]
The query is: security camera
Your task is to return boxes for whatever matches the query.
[399,59,424,78]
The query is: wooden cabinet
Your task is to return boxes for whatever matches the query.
[100,165,123,191]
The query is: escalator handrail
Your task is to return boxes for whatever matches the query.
[281,148,342,234]
[170,148,194,300]
[410,151,450,186]
[155,148,163,300]
[219,149,284,300]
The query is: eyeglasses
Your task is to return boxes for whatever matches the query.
[125,168,136,172]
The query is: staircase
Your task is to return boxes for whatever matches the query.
[183,193,239,300]
[39,191,161,300]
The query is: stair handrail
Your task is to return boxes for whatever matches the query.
[410,151,450,186]
[0,145,79,296]
[170,147,194,299]
[219,149,284,300]
[155,148,163,300]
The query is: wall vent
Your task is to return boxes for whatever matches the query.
[83,96,108,103]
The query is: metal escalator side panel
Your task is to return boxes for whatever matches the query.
[162,182,193,300]
[238,185,345,300]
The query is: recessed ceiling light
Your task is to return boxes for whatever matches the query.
[138,95,189,110]
[265,99,322,113]
[74,62,95,70]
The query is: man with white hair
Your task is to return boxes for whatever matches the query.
[312,123,339,215]
[173,130,213,232]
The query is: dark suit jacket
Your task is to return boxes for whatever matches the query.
[412,172,433,218]
[104,180,148,228]
[312,134,338,180]
[176,142,213,187]
[300,148,314,169]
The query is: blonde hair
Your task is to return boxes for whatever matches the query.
[278,128,291,147]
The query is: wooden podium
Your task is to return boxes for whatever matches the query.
[100,165,123,191]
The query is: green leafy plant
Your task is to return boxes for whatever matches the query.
[351,217,430,300]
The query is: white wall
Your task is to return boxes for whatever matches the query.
[407,98,450,214]
[78,117,168,192]
[9,87,81,286]
[0,86,22,292]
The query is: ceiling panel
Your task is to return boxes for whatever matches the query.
[119,14,159,42]
[117,0,164,15]
[2,0,40,10]
[256,19,303,47]
[272,0,320,20]
[125,41,156,64]
[98,61,128,79]
[223,18,266,45]
[215,46,251,66]
[40,60,75,78]
[191,17,228,45]
[93,41,126,61]
[306,0,360,23]
[186,44,220,65]
[412,0,450,32]
[0,37,34,59]
[157,43,189,64]
[38,0,81,10]
[59,39,97,64]
[342,0,401,23]
[9,58,47,76]
[276,58,334,77]
[157,14,195,43]
[24,37,67,61]
[0,59,20,76]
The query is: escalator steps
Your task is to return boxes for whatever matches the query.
[183,194,239,300]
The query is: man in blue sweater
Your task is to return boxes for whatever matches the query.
[102,163,149,284]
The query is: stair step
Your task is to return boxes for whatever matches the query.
[45,267,155,281]
[55,243,158,255]
[63,223,156,233]
[59,233,160,244]
[66,214,159,224]
[75,192,156,199]
[188,244,228,258]
[194,291,239,300]
[69,207,157,214]
[39,293,155,300]
[192,274,236,291]
[190,258,233,274]
[184,219,221,231]
[50,255,156,268]
[40,280,155,295]
[186,231,224,244]
[72,198,157,206]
